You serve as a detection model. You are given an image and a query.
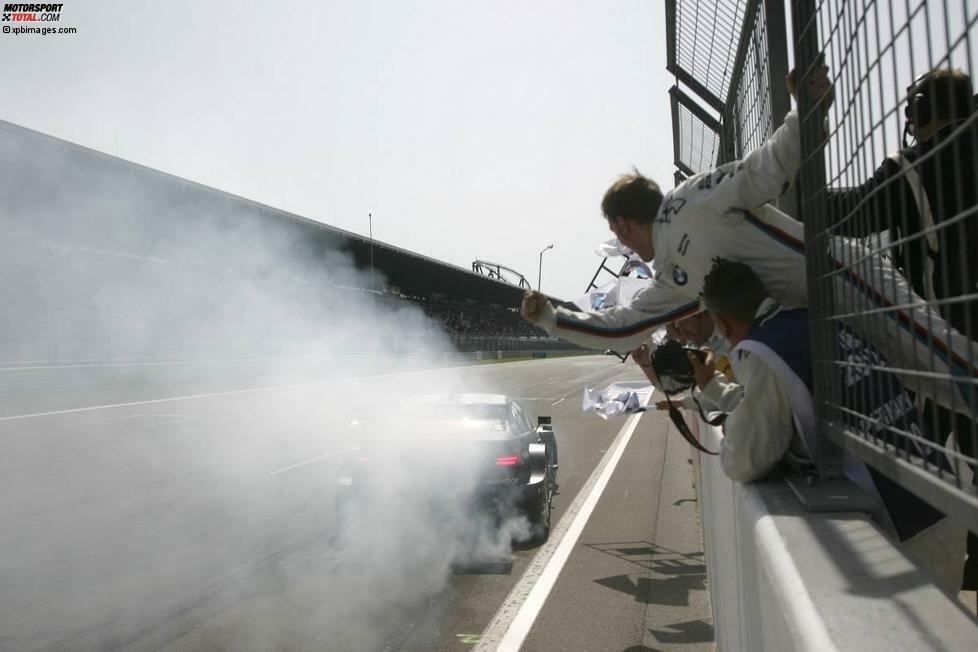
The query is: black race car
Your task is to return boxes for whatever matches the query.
[334,393,558,542]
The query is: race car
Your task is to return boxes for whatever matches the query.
[334,393,558,542]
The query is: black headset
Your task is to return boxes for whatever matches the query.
[903,70,975,147]
[903,73,933,147]
[905,91,932,129]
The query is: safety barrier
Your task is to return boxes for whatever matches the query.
[691,414,978,651]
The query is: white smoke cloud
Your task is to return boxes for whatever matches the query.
[0,124,542,650]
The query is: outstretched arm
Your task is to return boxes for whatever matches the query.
[522,287,700,353]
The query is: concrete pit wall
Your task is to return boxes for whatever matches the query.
[691,415,978,651]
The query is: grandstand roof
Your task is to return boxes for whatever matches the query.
[0,119,538,307]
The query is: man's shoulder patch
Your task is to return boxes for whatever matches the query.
[673,265,688,286]
[657,196,686,223]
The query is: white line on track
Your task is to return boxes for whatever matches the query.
[549,398,566,406]
[0,362,485,423]
[474,412,644,652]
[269,449,349,476]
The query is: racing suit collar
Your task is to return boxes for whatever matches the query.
[752,297,784,327]
[639,221,656,263]
[649,220,668,270]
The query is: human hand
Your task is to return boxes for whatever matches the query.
[631,344,663,386]
[787,57,834,112]
[630,343,651,367]
[655,399,670,411]
[521,290,549,323]
[687,348,717,391]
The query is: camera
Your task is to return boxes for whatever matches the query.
[651,340,707,391]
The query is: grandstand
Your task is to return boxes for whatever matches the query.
[0,119,569,362]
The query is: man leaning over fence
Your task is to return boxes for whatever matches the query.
[820,68,978,590]
[520,61,978,420]
[694,258,965,595]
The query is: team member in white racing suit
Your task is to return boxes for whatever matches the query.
[521,64,977,415]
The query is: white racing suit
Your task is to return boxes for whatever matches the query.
[537,111,978,414]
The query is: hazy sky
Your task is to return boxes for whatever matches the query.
[0,0,674,300]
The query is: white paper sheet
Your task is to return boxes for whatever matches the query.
[582,380,656,419]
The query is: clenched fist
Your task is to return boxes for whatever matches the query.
[521,290,549,324]
[786,57,835,112]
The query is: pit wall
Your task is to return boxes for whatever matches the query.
[691,415,978,652]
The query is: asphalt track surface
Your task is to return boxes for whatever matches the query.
[0,355,713,651]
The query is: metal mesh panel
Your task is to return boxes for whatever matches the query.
[669,0,789,175]
[675,0,751,105]
[673,91,722,174]
[795,0,978,527]
[669,0,977,528]
[728,5,777,157]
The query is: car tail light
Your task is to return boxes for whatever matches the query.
[357,456,373,463]
[495,455,520,466]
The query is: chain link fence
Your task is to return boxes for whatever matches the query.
[794,0,978,528]
[667,0,978,531]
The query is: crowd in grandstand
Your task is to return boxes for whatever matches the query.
[416,298,544,338]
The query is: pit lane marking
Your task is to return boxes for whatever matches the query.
[474,412,645,652]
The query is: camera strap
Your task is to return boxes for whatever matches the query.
[662,391,719,456]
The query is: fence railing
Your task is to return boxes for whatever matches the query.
[667,0,978,532]
[795,0,978,529]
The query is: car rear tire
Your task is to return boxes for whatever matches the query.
[527,473,551,542]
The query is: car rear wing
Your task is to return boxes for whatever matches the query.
[536,416,557,471]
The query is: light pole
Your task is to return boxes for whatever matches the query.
[538,244,554,291]
[368,212,375,292]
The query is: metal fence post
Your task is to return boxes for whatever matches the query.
[791,0,842,479]
[764,0,797,217]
